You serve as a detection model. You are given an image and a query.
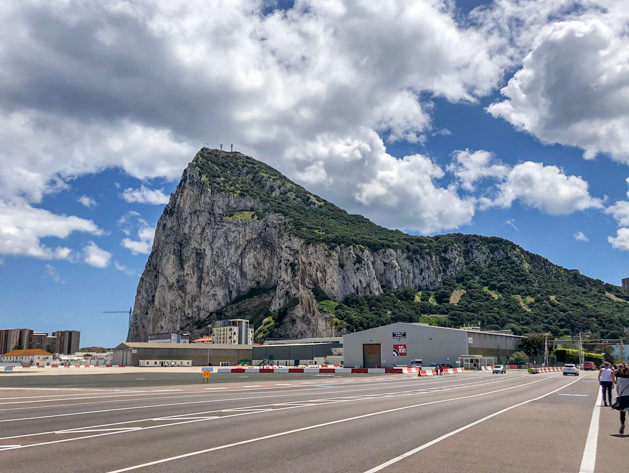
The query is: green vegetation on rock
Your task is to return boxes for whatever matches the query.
[225,210,259,220]
[190,148,629,339]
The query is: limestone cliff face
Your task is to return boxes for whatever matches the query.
[127,149,532,341]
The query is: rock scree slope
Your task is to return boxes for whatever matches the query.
[128,148,629,342]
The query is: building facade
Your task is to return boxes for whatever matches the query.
[466,329,523,361]
[53,330,80,355]
[112,342,253,366]
[1,349,53,366]
[148,332,190,344]
[31,332,48,350]
[211,319,253,345]
[0,329,33,354]
[253,339,343,366]
[343,323,525,368]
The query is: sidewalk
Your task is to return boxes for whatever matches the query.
[595,392,628,473]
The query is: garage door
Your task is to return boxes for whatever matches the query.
[363,344,381,368]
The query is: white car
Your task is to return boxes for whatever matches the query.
[563,364,580,376]
[492,365,506,374]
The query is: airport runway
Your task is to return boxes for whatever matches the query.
[0,371,624,472]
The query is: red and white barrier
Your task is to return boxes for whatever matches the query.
[481,366,495,371]
[203,366,461,375]
[536,367,562,373]
[3,365,125,370]
[418,368,465,376]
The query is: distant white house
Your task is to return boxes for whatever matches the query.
[1,349,53,366]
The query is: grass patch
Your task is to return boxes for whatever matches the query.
[318,300,340,314]
[605,292,629,303]
[513,295,532,312]
[449,289,466,304]
[225,210,257,220]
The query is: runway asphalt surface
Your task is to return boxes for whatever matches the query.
[0,370,625,472]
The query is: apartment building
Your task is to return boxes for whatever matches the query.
[211,319,253,345]
[53,330,80,355]
[0,329,33,354]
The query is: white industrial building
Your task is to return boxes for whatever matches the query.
[343,323,524,368]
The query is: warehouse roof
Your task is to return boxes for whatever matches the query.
[343,322,525,339]
[2,349,53,357]
[114,342,252,350]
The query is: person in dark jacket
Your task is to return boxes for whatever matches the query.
[612,364,629,435]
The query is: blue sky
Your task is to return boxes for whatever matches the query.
[2,1,629,347]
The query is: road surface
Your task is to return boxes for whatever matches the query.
[0,370,624,472]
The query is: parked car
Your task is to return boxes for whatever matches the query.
[563,363,580,376]
[582,361,596,371]
[493,365,506,374]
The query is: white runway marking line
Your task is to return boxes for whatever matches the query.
[0,377,425,409]
[362,377,582,473]
[0,375,518,429]
[102,378,553,473]
[0,378,547,451]
[0,390,132,401]
[100,378,552,473]
[0,376,497,422]
[0,389,195,407]
[578,388,603,473]
[0,378,512,442]
[152,416,219,421]
[55,427,143,434]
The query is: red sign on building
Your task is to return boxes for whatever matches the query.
[393,344,407,356]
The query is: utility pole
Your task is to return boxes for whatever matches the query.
[543,333,549,367]
[578,332,584,367]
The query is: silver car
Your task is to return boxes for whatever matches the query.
[562,363,579,376]
[493,365,506,374]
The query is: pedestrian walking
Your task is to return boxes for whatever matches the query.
[599,362,614,406]
[611,364,629,435]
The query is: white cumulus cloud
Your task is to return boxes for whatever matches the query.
[488,162,603,215]
[574,231,589,242]
[121,186,170,205]
[122,227,155,255]
[0,0,625,245]
[605,201,629,227]
[0,203,102,259]
[0,0,505,237]
[449,149,509,192]
[78,195,97,208]
[83,241,111,268]
[608,228,629,251]
[488,4,629,162]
